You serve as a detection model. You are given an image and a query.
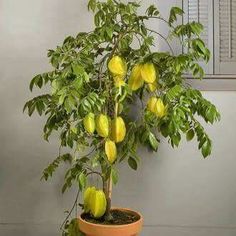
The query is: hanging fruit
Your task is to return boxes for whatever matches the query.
[128,64,144,91]
[113,75,126,87]
[89,190,107,218]
[148,81,158,92]
[95,114,109,138]
[83,186,96,213]
[105,139,117,164]
[147,97,158,113]
[111,116,126,143]
[108,56,127,76]
[147,97,166,118]
[155,98,166,118]
[140,63,156,84]
[83,113,96,134]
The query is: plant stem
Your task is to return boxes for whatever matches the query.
[60,189,80,231]
[86,169,103,181]
[103,177,113,221]
[146,28,174,55]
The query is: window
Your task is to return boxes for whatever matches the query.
[183,0,236,76]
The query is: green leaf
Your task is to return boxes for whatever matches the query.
[148,132,159,151]
[201,139,212,158]
[78,172,87,190]
[105,27,113,40]
[28,102,36,116]
[72,64,85,77]
[62,66,72,78]
[192,38,207,55]
[190,22,203,35]
[111,168,118,185]
[30,74,43,91]
[59,94,67,105]
[83,71,89,82]
[160,123,169,138]
[128,157,138,170]
[41,153,72,181]
[169,7,184,26]
[64,218,85,236]
[94,11,102,26]
[205,106,217,124]
[72,77,83,89]
[88,0,97,12]
[186,129,195,141]
[171,132,181,147]
[166,85,183,102]
[36,100,45,116]
[62,183,68,194]
[141,25,147,36]
[140,128,149,144]
[146,5,159,16]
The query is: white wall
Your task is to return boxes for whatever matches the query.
[0,0,236,236]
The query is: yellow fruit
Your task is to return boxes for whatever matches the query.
[147,97,166,118]
[155,98,166,118]
[128,64,144,91]
[141,63,156,83]
[105,140,117,164]
[108,56,127,76]
[83,113,95,134]
[90,190,107,218]
[83,186,96,213]
[113,75,125,87]
[147,97,158,113]
[111,116,126,143]
[96,114,109,138]
[148,81,158,92]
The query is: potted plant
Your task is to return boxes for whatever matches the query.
[24,0,220,235]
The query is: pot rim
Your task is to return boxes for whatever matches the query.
[78,207,143,228]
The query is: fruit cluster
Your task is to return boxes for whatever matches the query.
[83,56,166,165]
[108,56,159,91]
[109,56,166,117]
[83,113,126,164]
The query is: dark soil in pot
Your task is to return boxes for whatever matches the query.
[81,209,140,225]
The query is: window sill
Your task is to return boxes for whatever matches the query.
[186,75,236,91]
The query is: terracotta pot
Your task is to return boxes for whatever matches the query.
[78,208,143,236]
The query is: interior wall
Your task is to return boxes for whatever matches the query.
[0,0,236,236]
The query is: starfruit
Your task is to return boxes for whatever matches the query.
[105,140,117,164]
[147,97,158,113]
[113,75,125,87]
[83,113,95,134]
[108,56,127,77]
[147,97,166,118]
[128,64,144,91]
[141,63,156,84]
[155,98,166,118]
[111,116,126,143]
[148,81,158,92]
[96,114,109,138]
[83,186,96,213]
[90,190,107,218]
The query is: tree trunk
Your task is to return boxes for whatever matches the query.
[102,96,118,221]
[103,175,113,221]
